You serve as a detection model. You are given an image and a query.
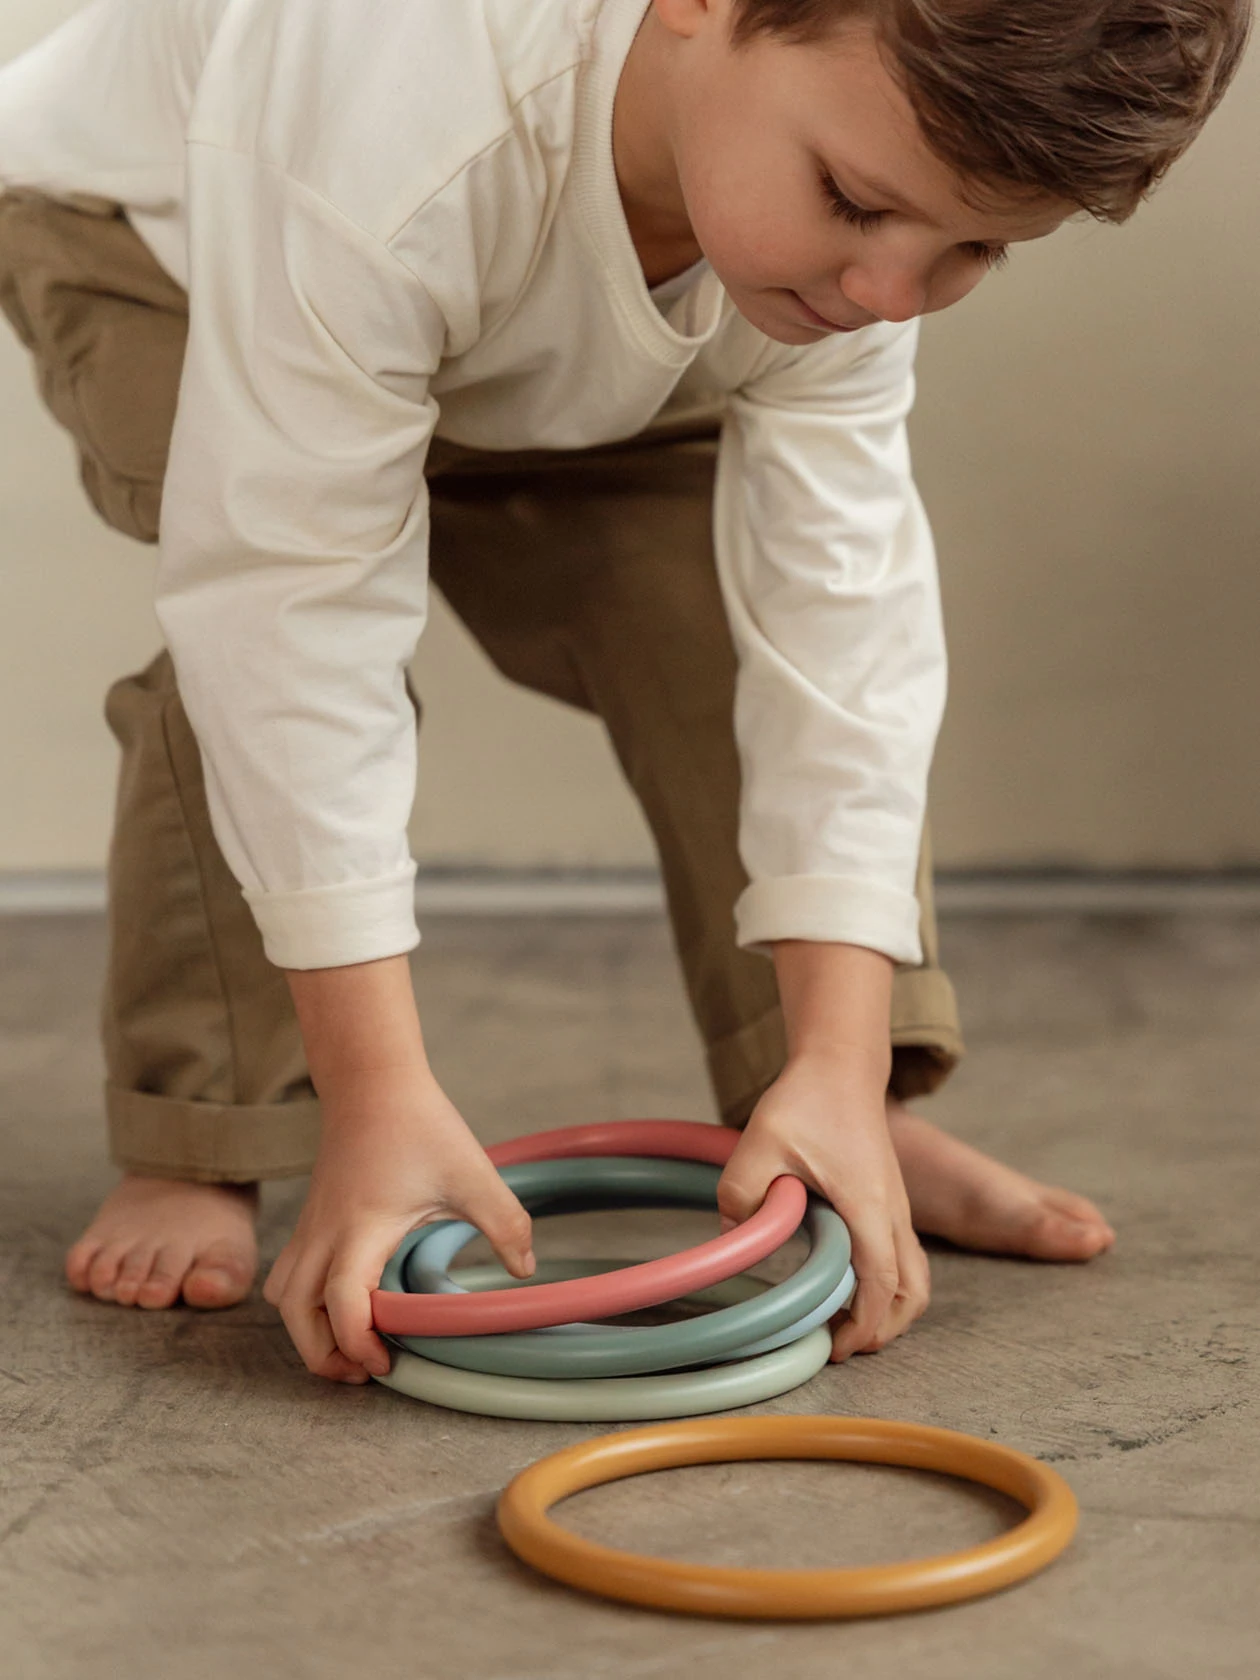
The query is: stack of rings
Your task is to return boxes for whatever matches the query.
[369,1120,856,1421]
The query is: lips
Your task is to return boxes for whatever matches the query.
[792,293,860,332]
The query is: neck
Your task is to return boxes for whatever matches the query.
[612,7,705,285]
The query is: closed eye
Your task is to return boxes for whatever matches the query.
[821,172,1010,271]
[966,241,1010,271]
[821,173,884,232]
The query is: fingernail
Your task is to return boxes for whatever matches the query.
[719,1216,736,1235]
[521,1250,537,1277]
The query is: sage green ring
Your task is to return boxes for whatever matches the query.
[376,1327,833,1422]
[385,1158,851,1380]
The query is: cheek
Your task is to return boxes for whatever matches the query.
[707,202,827,295]
[924,260,989,314]
[681,142,820,288]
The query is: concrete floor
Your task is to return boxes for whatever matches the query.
[1,911,1257,1680]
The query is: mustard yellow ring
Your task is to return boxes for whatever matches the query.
[497,1415,1079,1619]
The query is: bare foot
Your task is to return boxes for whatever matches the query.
[886,1101,1115,1262]
[66,1175,259,1309]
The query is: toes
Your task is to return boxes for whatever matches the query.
[1026,1206,1115,1262]
[135,1246,187,1310]
[86,1243,132,1302]
[1037,1188,1116,1256]
[1045,1187,1115,1233]
[113,1247,161,1307]
[183,1240,255,1309]
[65,1238,102,1293]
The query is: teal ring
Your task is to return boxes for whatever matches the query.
[376,1328,833,1422]
[382,1157,852,1379]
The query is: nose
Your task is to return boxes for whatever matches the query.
[841,263,930,325]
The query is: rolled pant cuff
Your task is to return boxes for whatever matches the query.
[888,968,966,1102]
[106,1084,322,1183]
[708,969,965,1129]
[708,1006,788,1130]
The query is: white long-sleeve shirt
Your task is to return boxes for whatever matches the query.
[0,0,946,970]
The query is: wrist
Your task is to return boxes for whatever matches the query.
[310,1061,457,1164]
[315,1054,439,1107]
[783,1040,891,1086]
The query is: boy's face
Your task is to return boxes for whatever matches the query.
[649,0,1072,343]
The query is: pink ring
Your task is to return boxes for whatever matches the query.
[488,1120,739,1171]
[371,1120,806,1337]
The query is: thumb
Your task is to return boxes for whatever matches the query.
[463,1178,536,1281]
[716,1136,779,1234]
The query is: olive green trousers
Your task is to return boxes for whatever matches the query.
[0,190,963,1182]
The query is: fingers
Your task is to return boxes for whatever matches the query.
[715,1135,777,1231]
[462,1177,536,1281]
[270,1244,373,1384]
[263,1242,296,1307]
[323,1231,400,1379]
[828,1197,901,1362]
[890,1223,931,1341]
[831,1211,930,1361]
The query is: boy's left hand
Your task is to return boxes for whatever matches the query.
[716,1052,929,1361]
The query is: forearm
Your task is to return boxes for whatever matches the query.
[771,939,893,1085]
[285,953,433,1099]
[717,325,944,974]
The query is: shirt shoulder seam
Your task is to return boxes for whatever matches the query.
[187,57,582,280]
[383,57,582,246]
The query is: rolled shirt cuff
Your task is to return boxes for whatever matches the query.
[735,874,923,967]
[244,862,420,970]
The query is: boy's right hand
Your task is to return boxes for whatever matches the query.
[264,1064,536,1383]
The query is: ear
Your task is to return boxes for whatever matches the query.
[652,0,726,43]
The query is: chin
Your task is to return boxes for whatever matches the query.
[735,301,822,345]
[723,282,825,345]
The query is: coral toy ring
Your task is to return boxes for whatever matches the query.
[371,1121,805,1338]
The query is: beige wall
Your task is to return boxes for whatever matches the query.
[2,3,1256,873]
[917,49,1260,868]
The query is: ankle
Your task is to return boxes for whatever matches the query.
[114,1174,260,1207]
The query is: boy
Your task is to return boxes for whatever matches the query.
[0,0,1243,1383]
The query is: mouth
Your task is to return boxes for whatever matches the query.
[791,292,862,333]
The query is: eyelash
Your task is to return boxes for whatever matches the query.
[821,175,1010,272]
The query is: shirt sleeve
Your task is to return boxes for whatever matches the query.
[713,319,946,967]
[155,146,444,970]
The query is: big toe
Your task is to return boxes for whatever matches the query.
[183,1241,256,1309]
[65,1239,101,1294]
[1023,1201,1115,1262]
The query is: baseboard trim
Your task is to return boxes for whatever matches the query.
[0,870,109,914]
[934,871,1260,914]
[4,865,1260,919]
[414,870,667,915]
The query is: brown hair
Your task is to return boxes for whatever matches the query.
[729,0,1252,219]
